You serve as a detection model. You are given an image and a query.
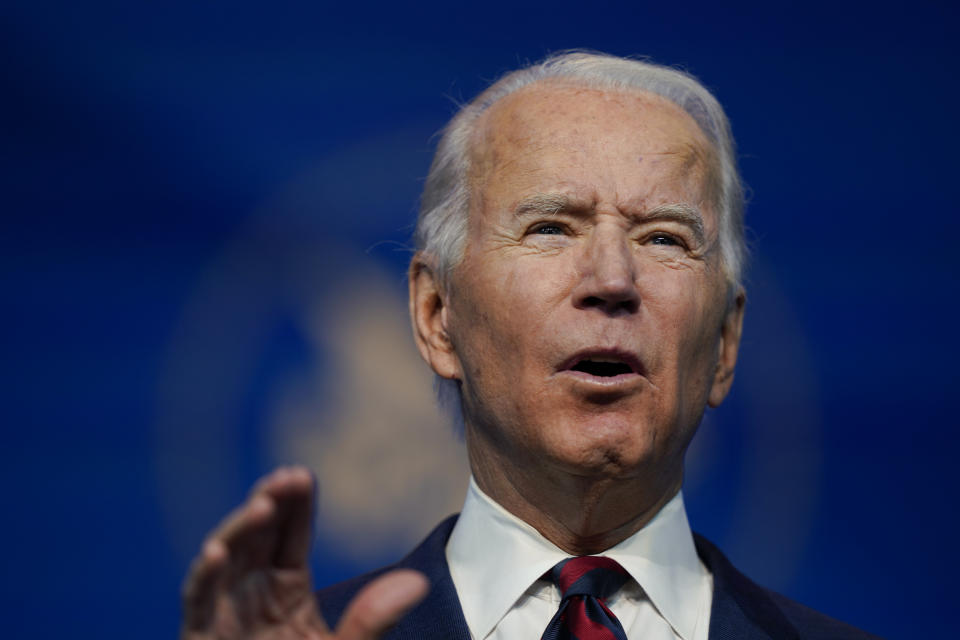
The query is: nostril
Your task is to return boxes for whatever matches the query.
[580,295,638,315]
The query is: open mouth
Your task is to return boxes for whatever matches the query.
[570,359,635,377]
[561,350,643,379]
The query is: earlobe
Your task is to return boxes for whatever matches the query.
[708,288,746,408]
[408,254,461,380]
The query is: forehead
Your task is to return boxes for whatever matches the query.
[479,82,705,145]
[469,82,715,207]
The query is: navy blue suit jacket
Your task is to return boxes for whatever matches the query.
[317,516,879,639]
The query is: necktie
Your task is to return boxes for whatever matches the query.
[541,556,630,640]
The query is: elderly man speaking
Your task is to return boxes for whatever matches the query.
[180,52,876,640]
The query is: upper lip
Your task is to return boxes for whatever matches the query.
[558,348,645,376]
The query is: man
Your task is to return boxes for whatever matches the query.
[181,52,877,639]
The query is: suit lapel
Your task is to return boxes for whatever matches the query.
[323,519,807,639]
[394,522,801,640]
[389,515,471,640]
[694,534,799,640]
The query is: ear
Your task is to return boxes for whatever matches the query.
[409,253,461,380]
[708,287,746,408]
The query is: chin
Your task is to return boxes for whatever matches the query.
[548,431,658,478]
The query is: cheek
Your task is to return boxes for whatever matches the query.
[644,276,720,372]
[480,258,569,327]
[449,268,536,375]
[676,303,725,391]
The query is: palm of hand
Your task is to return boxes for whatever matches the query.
[180,468,427,640]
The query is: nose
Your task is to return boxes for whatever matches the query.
[572,228,640,315]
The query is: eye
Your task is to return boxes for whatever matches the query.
[530,223,566,235]
[648,233,682,247]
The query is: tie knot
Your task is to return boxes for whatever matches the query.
[551,556,629,601]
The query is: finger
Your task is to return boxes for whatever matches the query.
[209,467,308,566]
[208,490,278,575]
[335,570,429,640]
[269,466,316,568]
[208,468,288,547]
[212,467,317,578]
[230,466,314,569]
[181,538,228,632]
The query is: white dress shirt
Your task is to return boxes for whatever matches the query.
[446,478,712,640]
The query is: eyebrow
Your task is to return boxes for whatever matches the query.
[642,203,706,245]
[514,192,576,217]
[513,193,706,245]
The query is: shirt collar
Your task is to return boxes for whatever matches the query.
[603,488,708,640]
[445,476,708,640]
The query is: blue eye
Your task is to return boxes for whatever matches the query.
[533,224,565,235]
[650,234,680,246]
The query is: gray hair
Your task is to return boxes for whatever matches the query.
[416,50,746,288]
[414,51,747,430]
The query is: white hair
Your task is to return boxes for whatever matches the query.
[414,51,747,430]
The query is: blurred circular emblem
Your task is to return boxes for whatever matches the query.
[154,127,820,590]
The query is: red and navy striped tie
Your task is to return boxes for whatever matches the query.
[541,556,630,640]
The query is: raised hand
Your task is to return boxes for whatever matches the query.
[180,466,429,639]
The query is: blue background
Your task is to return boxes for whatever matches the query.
[2,1,957,637]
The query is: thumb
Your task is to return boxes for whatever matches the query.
[334,570,429,639]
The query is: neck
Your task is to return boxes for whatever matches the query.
[469,445,683,556]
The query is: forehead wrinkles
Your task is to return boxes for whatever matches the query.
[467,84,720,217]
[467,92,557,194]
[467,84,610,186]
[637,139,720,222]
[677,138,721,215]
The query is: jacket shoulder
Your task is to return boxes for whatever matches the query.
[315,515,470,640]
[315,562,393,623]
[694,533,882,639]
[767,590,881,639]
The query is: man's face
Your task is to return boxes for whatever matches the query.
[421,83,743,491]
